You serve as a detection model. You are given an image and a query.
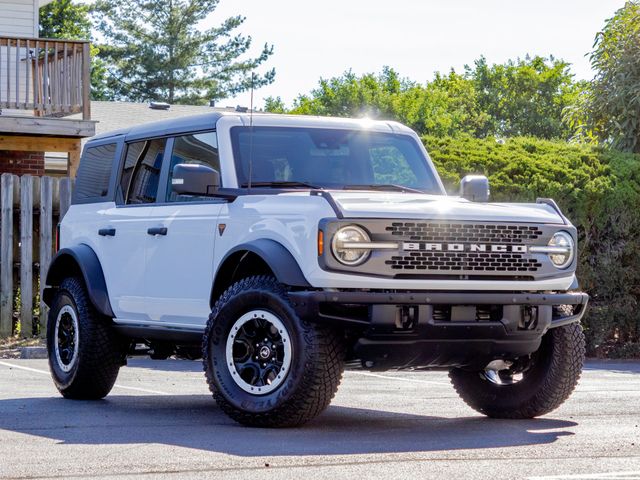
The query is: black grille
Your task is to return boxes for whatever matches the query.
[384,251,542,272]
[385,222,542,244]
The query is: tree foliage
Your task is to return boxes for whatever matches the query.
[290,67,403,119]
[467,56,580,139]
[92,0,275,104]
[568,1,640,153]
[279,57,579,140]
[263,96,287,113]
[39,0,91,39]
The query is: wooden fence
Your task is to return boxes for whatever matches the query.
[0,173,73,338]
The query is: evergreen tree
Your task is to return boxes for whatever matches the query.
[92,0,275,104]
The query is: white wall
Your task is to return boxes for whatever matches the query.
[0,0,38,38]
[0,0,38,111]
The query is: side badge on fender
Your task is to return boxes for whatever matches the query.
[218,223,226,236]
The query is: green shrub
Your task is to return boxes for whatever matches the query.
[424,134,640,357]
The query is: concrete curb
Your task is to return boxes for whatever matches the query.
[20,347,48,359]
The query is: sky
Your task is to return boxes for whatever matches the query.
[203,0,627,110]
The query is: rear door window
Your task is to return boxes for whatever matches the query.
[119,138,166,204]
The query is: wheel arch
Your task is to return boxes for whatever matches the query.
[210,239,310,307]
[43,244,115,318]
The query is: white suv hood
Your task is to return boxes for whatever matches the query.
[328,191,565,224]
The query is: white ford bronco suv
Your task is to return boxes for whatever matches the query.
[44,112,588,427]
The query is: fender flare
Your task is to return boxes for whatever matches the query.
[43,244,115,318]
[213,239,310,298]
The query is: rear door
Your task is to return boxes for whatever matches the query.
[98,137,167,323]
[142,131,224,330]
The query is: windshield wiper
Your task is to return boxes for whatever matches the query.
[241,181,322,189]
[343,184,425,194]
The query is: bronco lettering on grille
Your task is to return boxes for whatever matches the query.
[402,243,528,253]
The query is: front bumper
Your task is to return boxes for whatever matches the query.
[289,290,589,369]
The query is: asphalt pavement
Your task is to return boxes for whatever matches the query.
[0,358,638,480]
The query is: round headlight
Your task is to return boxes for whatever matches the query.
[548,231,574,268]
[331,225,371,266]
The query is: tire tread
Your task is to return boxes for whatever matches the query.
[450,319,585,419]
[48,276,124,400]
[202,275,345,427]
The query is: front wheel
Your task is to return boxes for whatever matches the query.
[449,322,585,419]
[202,276,345,427]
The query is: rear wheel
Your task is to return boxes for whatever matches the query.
[449,322,585,419]
[203,276,345,427]
[47,277,125,399]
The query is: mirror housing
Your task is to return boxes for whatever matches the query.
[171,163,220,196]
[460,175,490,202]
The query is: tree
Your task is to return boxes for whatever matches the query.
[263,96,287,113]
[290,67,404,119]
[278,59,579,139]
[467,55,580,139]
[287,67,489,136]
[394,71,490,137]
[40,0,91,39]
[92,0,275,104]
[570,1,640,153]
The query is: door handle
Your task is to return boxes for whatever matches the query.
[147,227,168,236]
[98,228,116,237]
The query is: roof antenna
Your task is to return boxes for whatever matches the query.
[247,72,255,192]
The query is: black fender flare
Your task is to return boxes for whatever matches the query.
[212,239,310,301]
[43,244,115,318]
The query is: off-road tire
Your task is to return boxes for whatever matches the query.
[449,320,585,419]
[202,275,345,427]
[47,276,125,399]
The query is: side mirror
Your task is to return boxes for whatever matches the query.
[460,175,490,202]
[171,163,220,196]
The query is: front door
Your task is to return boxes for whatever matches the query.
[142,131,224,330]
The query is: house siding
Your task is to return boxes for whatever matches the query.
[0,0,38,113]
[0,0,37,37]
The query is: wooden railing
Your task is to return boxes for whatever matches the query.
[0,173,73,338]
[0,36,91,120]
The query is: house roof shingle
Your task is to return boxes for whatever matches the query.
[76,101,236,139]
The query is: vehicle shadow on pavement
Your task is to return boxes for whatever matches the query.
[0,395,576,456]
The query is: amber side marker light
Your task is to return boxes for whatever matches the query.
[317,230,324,256]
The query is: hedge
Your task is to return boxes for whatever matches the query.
[423,134,640,358]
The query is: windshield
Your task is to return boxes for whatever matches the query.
[230,126,443,193]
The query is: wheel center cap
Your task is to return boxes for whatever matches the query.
[258,345,272,360]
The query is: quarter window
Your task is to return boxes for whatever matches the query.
[75,143,117,199]
[120,138,166,204]
[166,131,220,202]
